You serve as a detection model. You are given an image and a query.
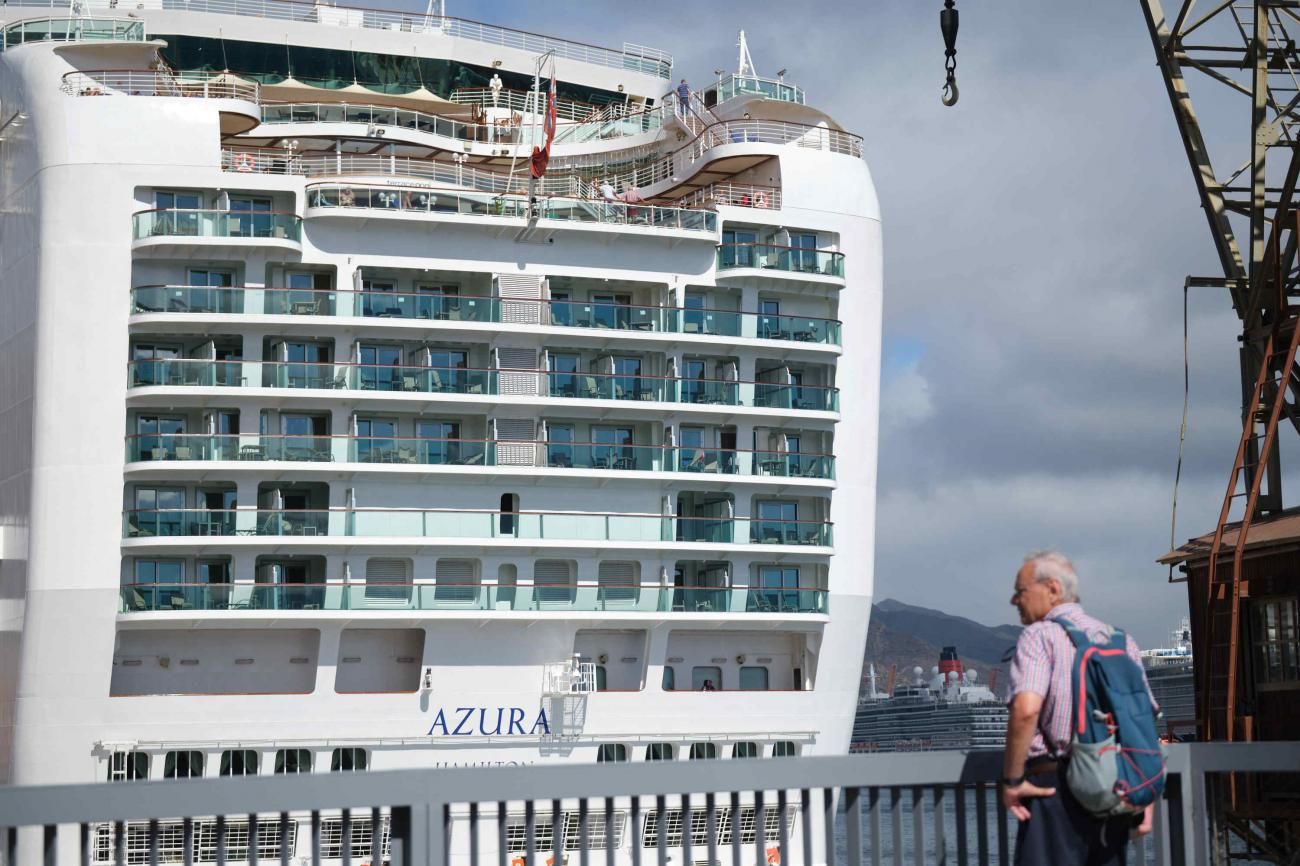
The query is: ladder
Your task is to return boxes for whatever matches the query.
[1201,316,1300,741]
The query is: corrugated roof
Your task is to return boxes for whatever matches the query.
[1158,508,1300,565]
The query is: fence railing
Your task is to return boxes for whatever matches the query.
[1,744,1295,866]
[1,16,144,50]
[61,70,260,101]
[1,0,673,77]
[119,582,829,614]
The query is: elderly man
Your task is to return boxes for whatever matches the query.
[1002,551,1155,866]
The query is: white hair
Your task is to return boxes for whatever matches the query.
[1024,550,1080,602]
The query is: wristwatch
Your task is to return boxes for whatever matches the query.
[1001,774,1026,787]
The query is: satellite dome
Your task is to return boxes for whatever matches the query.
[968,670,978,682]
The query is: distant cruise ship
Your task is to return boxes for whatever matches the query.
[850,647,1007,753]
[0,2,880,865]
[1142,618,1196,740]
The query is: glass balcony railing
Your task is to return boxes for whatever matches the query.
[753,382,840,412]
[260,361,341,390]
[305,184,717,233]
[546,371,671,402]
[123,435,835,479]
[124,509,330,538]
[356,291,497,322]
[2,17,145,51]
[125,434,240,463]
[750,450,836,480]
[126,287,841,345]
[131,209,302,242]
[677,379,740,406]
[131,285,245,314]
[120,583,829,615]
[544,442,661,471]
[750,519,833,546]
[676,516,735,544]
[257,436,335,462]
[716,243,845,278]
[350,436,491,466]
[264,288,339,316]
[676,447,741,474]
[710,74,806,105]
[124,510,237,538]
[351,364,494,394]
[547,299,669,331]
[757,314,842,345]
[128,359,244,388]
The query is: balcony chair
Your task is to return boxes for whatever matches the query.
[151,447,168,460]
[174,446,193,460]
[580,376,600,399]
[402,375,420,392]
[429,370,444,392]
[127,588,149,611]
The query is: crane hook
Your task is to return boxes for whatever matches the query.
[942,77,959,107]
[940,0,959,107]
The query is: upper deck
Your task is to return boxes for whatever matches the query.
[0,0,673,91]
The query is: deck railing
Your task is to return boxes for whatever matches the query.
[62,70,260,101]
[122,508,834,547]
[1,744,1295,866]
[123,434,836,479]
[130,286,842,346]
[131,209,300,241]
[1,17,144,50]
[118,582,829,614]
[1,0,673,77]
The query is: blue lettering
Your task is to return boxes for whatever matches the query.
[508,707,527,734]
[530,708,551,735]
[452,707,475,736]
[479,707,505,736]
[427,708,449,737]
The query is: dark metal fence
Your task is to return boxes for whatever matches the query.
[1,744,1297,866]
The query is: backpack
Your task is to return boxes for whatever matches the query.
[1048,613,1166,817]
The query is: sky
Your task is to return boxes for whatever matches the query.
[427,0,1252,646]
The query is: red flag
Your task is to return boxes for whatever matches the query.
[529,69,557,179]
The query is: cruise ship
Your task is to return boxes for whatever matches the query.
[850,648,1008,753]
[1142,618,1196,740]
[0,2,881,863]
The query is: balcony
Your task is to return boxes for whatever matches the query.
[126,361,839,415]
[61,70,259,102]
[304,184,718,236]
[130,209,302,249]
[1,17,145,51]
[119,583,829,615]
[128,359,244,388]
[123,435,835,480]
[716,243,845,279]
[129,286,843,347]
[121,508,833,548]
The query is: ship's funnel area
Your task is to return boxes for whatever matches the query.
[938,645,965,679]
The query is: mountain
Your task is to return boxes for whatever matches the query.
[859,599,1022,698]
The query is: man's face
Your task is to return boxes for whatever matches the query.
[1011,564,1059,625]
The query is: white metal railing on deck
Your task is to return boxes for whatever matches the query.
[62,70,260,102]
[678,182,782,211]
[0,0,673,77]
[221,117,859,197]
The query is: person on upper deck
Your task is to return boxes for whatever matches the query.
[676,79,690,117]
[1002,550,1157,866]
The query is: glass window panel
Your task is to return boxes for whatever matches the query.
[692,666,721,691]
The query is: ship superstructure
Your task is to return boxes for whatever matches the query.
[850,647,1007,753]
[0,2,880,862]
[1141,618,1196,739]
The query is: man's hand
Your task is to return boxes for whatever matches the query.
[1133,804,1154,837]
[1001,779,1056,822]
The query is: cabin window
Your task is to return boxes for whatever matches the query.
[220,749,258,777]
[164,750,203,779]
[772,741,797,757]
[596,744,628,763]
[739,666,770,691]
[661,666,676,691]
[732,742,759,759]
[691,666,722,691]
[645,743,674,761]
[332,747,368,772]
[275,749,312,774]
[107,751,149,781]
[689,743,718,760]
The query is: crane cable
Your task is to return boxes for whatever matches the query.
[1169,280,1190,581]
